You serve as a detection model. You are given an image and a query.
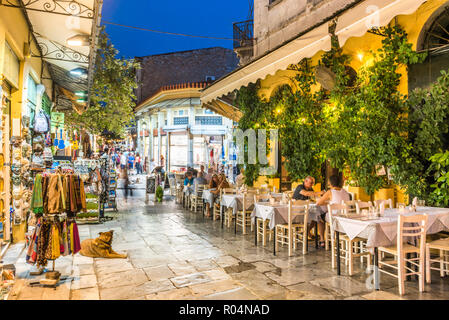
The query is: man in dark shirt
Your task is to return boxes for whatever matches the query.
[293,176,324,200]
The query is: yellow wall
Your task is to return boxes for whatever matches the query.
[0,5,53,242]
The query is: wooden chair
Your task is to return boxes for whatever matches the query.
[275,200,309,256]
[235,192,253,235]
[255,193,273,246]
[373,199,393,209]
[212,189,223,221]
[355,201,373,214]
[169,177,177,196]
[327,203,372,276]
[190,184,206,213]
[325,201,367,251]
[378,214,428,295]
[426,237,449,283]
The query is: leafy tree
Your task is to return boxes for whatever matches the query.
[392,69,449,202]
[234,83,271,186]
[273,60,326,182]
[65,27,140,137]
[342,26,425,195]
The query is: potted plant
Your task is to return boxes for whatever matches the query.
[155,185,164,203]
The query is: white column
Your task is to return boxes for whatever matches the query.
[158,112,164,166]
[150,114,156,161]
[187,106,195,167]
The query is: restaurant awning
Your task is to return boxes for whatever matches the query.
[201,0,428,107]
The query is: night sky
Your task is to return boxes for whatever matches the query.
[101,0,251,58]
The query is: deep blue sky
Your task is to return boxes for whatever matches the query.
[101,0,251,58]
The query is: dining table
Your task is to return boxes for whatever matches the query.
[251,201,320,253]
[329,206,449,288]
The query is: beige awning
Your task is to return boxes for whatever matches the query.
[336,0,428,47]
[201,0,428,106]
[201,23,331,105]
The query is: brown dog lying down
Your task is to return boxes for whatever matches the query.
[80,230,127,259]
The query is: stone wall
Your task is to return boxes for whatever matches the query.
[253,0,359,59]
[136,47,239,105]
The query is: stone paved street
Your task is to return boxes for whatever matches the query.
[4,179,449,300]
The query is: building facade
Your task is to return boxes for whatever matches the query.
[202,0,449,197]
[0,0,102,243]
[134,47,239,173]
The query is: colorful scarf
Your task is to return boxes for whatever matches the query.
[72,222,81,254]
[30,175,44,214]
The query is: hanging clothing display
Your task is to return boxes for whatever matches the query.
[26,171,85,268]
[30,173,86,217]
[26,217,81,267]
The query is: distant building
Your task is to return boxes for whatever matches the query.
[134,47,239,172]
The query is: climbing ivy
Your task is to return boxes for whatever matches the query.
[235,25,430,196]
[391,69,449,203]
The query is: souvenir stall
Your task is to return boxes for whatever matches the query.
[25,165,85,286]
[0,83,11,245]
[73,159,101,223]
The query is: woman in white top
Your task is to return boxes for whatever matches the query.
[315,175,350,247]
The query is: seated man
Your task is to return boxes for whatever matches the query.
[193,172,208,192]
[293,176,325,243]
[293,176,324,200]
[314,175,350,248]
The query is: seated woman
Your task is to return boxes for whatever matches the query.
[205,174,219,217]
[314,175,350,248]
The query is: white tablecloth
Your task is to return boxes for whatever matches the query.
[221,194,255,215]
[251,203,319,230]
[202,189,216,207]
[330,207,449,248]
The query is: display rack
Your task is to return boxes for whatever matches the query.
[106,166,117,212]
[74,159,101,224]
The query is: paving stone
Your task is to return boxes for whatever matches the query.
[143,265,175,281]
[204,287,259,300]
[190,280,242,297]
[76,274,98,289]
[361,290,404,300]
[252,261,278,273]
[213,255,241,268]
[146,287,196,300]
[310,276,372,297]
[168,262,197,276]
[231,270,286,299]
[95,260,135,275]
[189,259,219,272]
[98,269,148,289]
[170,272,211,288]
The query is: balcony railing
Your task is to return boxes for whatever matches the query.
[195,116,223,126]
[173,117,189,125]
[233,20,254,50]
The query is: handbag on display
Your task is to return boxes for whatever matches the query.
[33,109,50,133]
